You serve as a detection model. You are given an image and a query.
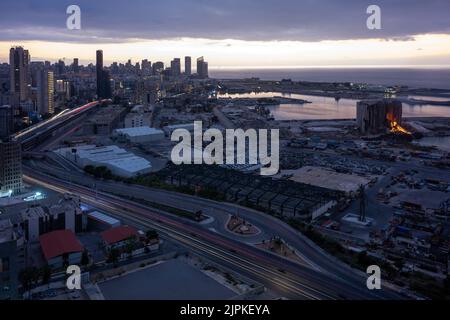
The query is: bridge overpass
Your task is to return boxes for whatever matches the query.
[15,100,109,151]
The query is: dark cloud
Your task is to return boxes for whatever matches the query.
[1,0,449,42]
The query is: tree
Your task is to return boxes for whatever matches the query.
[85,165,113,179]
[94,166,112,179]
[107,248,120,265]
[84,165,95,175]
[124,238,136,259]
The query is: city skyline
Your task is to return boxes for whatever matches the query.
[2,35,450,69]
[1,0,450,306]
[0,1,450,67]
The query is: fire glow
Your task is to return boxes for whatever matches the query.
[390,121,411,135]
[386,111,411,135]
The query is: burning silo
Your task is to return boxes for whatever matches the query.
[356,99,404,134]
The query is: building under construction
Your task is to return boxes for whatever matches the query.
[356,99,403,134]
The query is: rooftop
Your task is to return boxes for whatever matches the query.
[55,145,151,176]
[283,166,371,194]
[101,225,138,245]
[39,230,83,261]
[88,211,121,226]
[164,123,195,130]
[115,126,164,137]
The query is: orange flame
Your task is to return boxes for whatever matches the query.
[386,112,410,135]
[390,121,410,135]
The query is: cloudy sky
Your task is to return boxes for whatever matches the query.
[1,0,450,67]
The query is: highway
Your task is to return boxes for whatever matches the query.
[23,169,403,300]
[18,100,404,300]
[25,159,388,286]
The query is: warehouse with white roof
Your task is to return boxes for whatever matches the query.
[163,123,195,136]
[113,126,165,143]
[87,211,121,231]
[55,145,152,178]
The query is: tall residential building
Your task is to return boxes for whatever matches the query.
[0,105,14,139]
[203,62,209,79]
[170,58,181,77]
[1,63,22,195]
[32,63,55,115]
[96,50,104,98]
[152,61,164,75]
[72,58,79,73]
[0,138,23,196]
[56,59,65,76]
[96,50,111,99]
[142,59,151,75]
[102,69,112,99]
[0,63,10,106]
[39,70,54,114]
[196,56,209,79]
[9,47,31,105]
[185,56,192,76]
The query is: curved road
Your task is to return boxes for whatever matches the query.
[24,164,403,300]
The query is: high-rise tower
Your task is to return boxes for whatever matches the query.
[185,56,192,76]
[9,47,31,105]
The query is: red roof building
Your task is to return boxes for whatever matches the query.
[39,230,84,261]
[101,226,138,246]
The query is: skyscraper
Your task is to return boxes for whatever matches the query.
[9,47,31,105]
[0,105,22,197]
[46,71,55,114]
[0,101,22,197]
[196,56,209,79]
[185,56,192,76]
[102,69,112,98]
[96,50,104,98]
[0,105,14,139]
[72,58,79,73]
[0,138,23,196]
[96,50,111,99]
[203,62,208,79]
[56,59,65,76]
[152,61,164,75]
[37,70,54,115]
[142,59,152,76]
[31,62,55,115]
[171,58,181,77]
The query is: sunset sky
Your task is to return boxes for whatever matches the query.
[1,0,450,68]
